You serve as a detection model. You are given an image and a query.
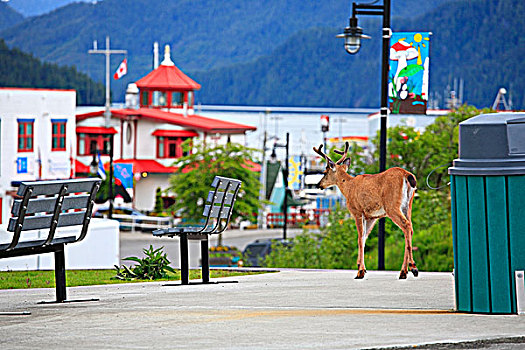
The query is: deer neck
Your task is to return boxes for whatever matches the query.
[335,171,354,197]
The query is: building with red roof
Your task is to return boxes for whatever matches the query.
[76,45,256,211]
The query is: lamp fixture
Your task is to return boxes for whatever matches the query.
[337,17,371,54]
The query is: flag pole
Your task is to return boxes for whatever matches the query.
[88,36,127,219]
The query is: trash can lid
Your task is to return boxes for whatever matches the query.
[449,112,525,175]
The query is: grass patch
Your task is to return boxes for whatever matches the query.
[0,269,270,290]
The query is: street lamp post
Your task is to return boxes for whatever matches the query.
[338,0,391,270]
[271,132,290,240]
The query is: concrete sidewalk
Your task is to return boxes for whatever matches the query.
[0,269,523,349]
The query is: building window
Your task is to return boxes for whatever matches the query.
[152,91,167,107]
[171,92,184,107]
[18,120,34,152]
[51,120,66,151]
[78,133,112,156]
[157,137,190,158]
[187,91,194,107]
[141,91,149,106]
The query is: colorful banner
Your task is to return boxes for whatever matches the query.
[114,163,133,189]
[287,156,304,190]
[389,32,431,114]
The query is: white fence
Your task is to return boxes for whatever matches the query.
[102,213,173,232]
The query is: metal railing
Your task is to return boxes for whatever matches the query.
[101,213,173,232]
[266,209,330,228]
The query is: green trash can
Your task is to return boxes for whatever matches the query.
[449,112,525,314]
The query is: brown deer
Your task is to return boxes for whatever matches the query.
[313,142,418,279]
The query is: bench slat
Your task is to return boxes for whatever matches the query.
[17,178,100,196]
[8,212,87,232]
[202,205,231,219]
[211,176,242,190]
[0,236,77,254]
[206,191,234,205]
[11,195,90,216]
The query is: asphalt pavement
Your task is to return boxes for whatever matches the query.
[1,229,524,349]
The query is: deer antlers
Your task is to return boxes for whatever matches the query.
[313,142,350,167]
[334,142,350,165]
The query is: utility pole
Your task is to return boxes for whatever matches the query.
[88,36,127,219]
[257,131,268,229]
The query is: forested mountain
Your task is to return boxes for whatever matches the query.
[193,0,525,109]
[0,0,450,102]
[0,0,522,109]
[0,40,104,105]
[0,2,24,31]
[400,0,525,109]
[6,0,89,17]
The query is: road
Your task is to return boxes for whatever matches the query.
[119,227,303,268]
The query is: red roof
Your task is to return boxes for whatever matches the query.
[77,108,256,134]
[76,126,118,134]
[136,64,201,91]
[152,129,199,137]
[114,159,178,174]
[75,159,91,174]
[111,108,256,134]
[75,158,179,175]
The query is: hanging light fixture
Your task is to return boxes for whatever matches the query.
[337,17,371,54]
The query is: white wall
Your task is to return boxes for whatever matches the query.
[134,174,171,211]
[0,88,77,224]
[0,219,119,271]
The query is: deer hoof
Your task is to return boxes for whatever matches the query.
[355,270,366,279]
[399,270,407,279]
[409,263,419,277]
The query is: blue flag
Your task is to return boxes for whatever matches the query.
[97,152,106,180]
[114,163,133,189]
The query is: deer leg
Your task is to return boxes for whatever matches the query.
[361,217,377,273]
[404,193,418,277]
[406,192,419,277]
[354,217,366,279]
[388,211,414,279]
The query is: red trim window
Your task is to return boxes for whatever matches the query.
[78,133,112,156]
[141,91,149,107]
[157,137,191,159]
[17,120,34,152]
[51,120,67,151]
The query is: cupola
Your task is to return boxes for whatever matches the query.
[135,45,201,112]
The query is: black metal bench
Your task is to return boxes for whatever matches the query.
[0,178,100,303]
[153,176,242,285]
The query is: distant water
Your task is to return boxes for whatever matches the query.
[197,105,375,157]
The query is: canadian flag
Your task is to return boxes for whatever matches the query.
[113,58,127,80]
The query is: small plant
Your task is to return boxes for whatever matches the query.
[114,245,176,280]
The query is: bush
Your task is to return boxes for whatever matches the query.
[113,245,176,280]
[264,191,454,272]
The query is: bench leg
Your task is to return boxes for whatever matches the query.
[201,238,210,283]
[180,233,189,285]
[54,246,67,303]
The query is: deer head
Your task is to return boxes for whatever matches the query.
[313,142,351,189]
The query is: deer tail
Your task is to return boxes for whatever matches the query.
[407,174,417,188]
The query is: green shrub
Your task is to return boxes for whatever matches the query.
[114,245,176,280]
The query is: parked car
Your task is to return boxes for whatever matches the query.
[93,206,149,231]
[242,238,292,267]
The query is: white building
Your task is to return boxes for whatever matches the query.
[0,88,76,225]
[75,46,256,211]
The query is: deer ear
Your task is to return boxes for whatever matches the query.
[340,158,351,171]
